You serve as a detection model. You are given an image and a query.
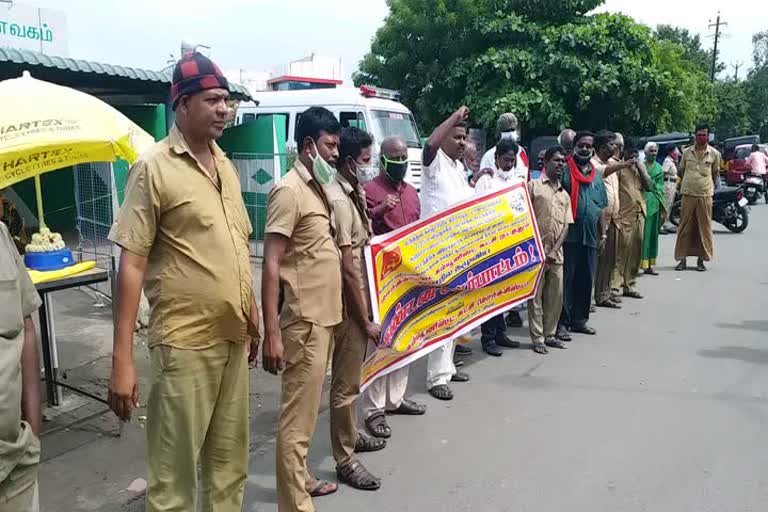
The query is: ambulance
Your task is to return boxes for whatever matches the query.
[235,85,424,189]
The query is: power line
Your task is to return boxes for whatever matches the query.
[708,12,728,82]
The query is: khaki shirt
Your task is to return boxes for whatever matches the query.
[265,160,343,328]
[528,174,574,264]
[0,223,41,483]
[680,145,721,197]
[592,156,620,225]
[327,173,372,295]
[616,164,647,229]
[108,125,253,349]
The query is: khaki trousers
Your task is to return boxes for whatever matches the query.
[146,342,249,512]
[276,321,336,512]
[594,222,619,304]
[613,214,645,293]
[0,467,38,512]
[528,263,564,343]
[330,319,366,467]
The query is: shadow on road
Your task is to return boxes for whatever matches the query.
[698,346,768,365]
[714,320,768,333]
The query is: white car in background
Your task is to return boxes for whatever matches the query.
[236,86,424,190]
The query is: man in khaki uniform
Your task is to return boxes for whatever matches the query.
[592,131,638,307]
[527,146,573,354]
[108,52,259,512]
[675,124,721,271]
[320,126,382,490]
[613,143,651,295]
[0,222,42,512]
[261,107,344,512]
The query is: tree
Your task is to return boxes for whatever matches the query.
[747,31,768,140]
[711,81,751,139]
[654,25,724,77]
[356,0,714,139]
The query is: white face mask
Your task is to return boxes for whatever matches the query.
[500,131,518,143]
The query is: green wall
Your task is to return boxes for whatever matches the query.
[218,115,288,240]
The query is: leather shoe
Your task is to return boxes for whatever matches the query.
[482,343,503,357]
[496,335,521,348]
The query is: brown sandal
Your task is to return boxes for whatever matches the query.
[337,460,381,491]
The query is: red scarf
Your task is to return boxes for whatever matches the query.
[566,155,595,219]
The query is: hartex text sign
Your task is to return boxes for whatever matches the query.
[0,3,68,56]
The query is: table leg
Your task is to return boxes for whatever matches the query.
[38,293,59,406]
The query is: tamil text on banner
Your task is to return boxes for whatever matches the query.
[362,182,544,390]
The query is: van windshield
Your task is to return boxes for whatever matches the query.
[371,110,422,149]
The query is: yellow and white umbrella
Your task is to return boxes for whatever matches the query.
[0,72,154,225]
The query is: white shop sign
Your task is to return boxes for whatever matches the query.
[0,3,68,56]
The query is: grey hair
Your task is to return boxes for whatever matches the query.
[614,132,625,146]
[644,141,658,153]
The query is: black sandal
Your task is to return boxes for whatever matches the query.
[355,432,387,453]
[545,337,568,350]
[532,342,549,354]
[389,398,426,416]
[556,327,572,342]
[337,460,381,491]
[428,384,454,401]
[675,261,687,271]
[596,300,621,309]
[696,261,707,272]
[364,411,391,439]
[451,370,470,382]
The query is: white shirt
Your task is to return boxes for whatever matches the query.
[475,168,524,197]
[420,148,474,219]
[480,145,529,182]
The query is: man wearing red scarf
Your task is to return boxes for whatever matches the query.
[557,132,608,341]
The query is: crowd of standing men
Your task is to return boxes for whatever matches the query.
[0,51,722,512]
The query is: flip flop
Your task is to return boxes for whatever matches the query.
[532,342,549,354]
[596,300,621,309]
[307,479,338,497]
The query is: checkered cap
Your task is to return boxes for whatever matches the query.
[170,51,229,110]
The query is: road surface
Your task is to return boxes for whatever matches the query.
[243,205,768,512]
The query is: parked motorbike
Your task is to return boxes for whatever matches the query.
[743,172,767,205]
[669,186,750,233]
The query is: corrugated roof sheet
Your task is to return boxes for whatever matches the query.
[0,47,252,100]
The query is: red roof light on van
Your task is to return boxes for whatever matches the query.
[360,85,401,101]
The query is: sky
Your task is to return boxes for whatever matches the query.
[22,0,763,84]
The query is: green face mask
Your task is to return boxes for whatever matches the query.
[310,139,337,185]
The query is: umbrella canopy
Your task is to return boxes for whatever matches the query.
[0,72,155,190]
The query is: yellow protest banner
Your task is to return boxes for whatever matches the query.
[362,182,544,389]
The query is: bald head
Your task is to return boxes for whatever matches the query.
[558,129,576,155]
[381,136,408,161]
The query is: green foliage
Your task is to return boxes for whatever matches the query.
[712,81,751,139]
[655,24,724,77]
[356,0,716,139]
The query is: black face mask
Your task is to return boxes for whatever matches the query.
[383,158,408,182]
[573,150,593,166]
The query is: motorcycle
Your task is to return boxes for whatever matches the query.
[669,186,750,233]
[743,172,767,205]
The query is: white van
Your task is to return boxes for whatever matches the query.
[235,86,424,190]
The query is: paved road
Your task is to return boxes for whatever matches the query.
[243,205,768,512]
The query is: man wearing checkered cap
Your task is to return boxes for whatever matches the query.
[108,52,260,512]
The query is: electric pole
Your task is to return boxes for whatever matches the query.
[731,61,743,81]
[708,12,727,82]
